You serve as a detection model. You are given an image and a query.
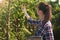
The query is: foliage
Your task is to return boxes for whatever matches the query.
[0,0,60,40]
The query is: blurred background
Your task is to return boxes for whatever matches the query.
[0,0,60,40]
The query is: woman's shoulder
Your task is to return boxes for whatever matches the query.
[44,20,52,27]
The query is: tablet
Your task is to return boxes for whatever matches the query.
[26,36,42,40]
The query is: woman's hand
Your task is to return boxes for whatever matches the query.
[21,4,31,19]
[21,4,27,14]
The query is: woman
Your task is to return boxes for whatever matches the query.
[21,2,54,40]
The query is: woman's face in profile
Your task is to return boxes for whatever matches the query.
[37,9,45,19]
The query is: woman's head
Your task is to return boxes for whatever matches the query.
[37,2,52,25]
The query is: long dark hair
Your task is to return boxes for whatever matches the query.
[38,2,52,25]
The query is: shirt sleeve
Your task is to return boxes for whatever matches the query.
[27,18,40,25]
[45,25,54,40]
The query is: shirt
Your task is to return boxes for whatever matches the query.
[28,19,54,40]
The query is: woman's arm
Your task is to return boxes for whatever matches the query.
[21,4,40,25]
[44,23,54,40]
